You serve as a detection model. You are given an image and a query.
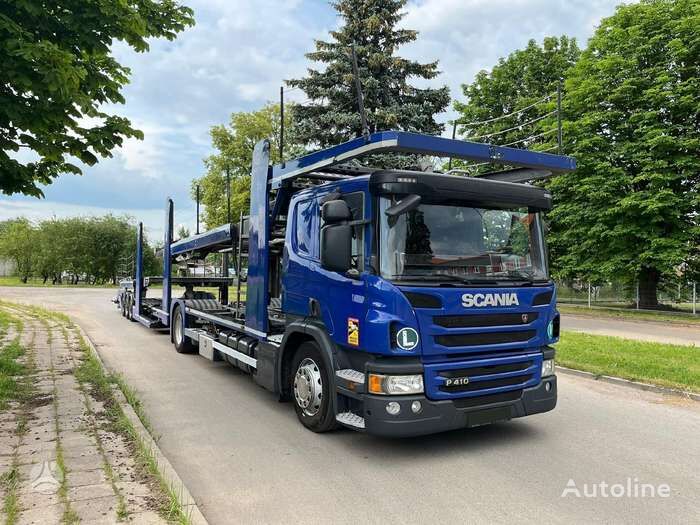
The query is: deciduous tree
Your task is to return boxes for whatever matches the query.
[0,0,194,197]
[549,0,700,307]
[192,104,301,228]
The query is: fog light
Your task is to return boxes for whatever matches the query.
[541,359,555,377]
[545,382,552,392]
[386,401,401,415]
[411,401,422,413]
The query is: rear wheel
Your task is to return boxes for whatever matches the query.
[291,342,337,433]
[125,295,134,321]
[172,306,196,354]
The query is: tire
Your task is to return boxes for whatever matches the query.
[127,294,137,322]
[291,341,337,433]
[172,306,196,354]
[120,296,127,317]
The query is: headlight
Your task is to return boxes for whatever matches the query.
[541,359,555,377]
[368,373,424,395]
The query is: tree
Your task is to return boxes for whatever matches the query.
[549,0,700,308]
[0,218,35,282]
[453,36,580,158]
[0,1,194,197]
[192,103,301,229]
[288,0,450,150]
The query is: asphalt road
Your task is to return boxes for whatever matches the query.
[1,287,698,524]
[562,314,700,347]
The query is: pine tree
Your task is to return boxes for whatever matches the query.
[288,0,450,150]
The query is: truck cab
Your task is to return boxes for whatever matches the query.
[282,169,559,436]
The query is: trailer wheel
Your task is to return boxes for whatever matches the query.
[126,294,136,322]
[172,306,196,354]
[120,296,126,317]
[291,342,337,433]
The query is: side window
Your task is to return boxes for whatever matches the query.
[295,198,319,259]
[343,193,364,271]
[319,192,365,271]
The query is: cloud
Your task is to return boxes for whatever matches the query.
[1,0,627,221]
[401,0,625,123]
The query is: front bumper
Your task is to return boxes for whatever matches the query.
[353,376,557,438]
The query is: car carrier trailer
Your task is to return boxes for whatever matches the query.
[115,130,575,437]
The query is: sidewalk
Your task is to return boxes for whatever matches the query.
[562,313,700,347]
[0,305,169,524]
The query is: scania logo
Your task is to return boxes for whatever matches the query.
[461,293,520,308]
[445,377,469,387]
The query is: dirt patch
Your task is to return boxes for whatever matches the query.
[26,393,53,409]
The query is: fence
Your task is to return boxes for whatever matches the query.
[556,279,698,314]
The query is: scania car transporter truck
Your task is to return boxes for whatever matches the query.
[115,130,574,437]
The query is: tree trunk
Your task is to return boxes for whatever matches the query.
[638,267,660,309]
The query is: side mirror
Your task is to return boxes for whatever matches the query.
[384,194,421,218]
[321,200,351,223]
[321,224,352,273]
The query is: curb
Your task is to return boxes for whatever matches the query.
[556,365,700,402]
[74,323,209,525]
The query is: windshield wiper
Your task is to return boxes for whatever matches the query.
[392,274,499,285]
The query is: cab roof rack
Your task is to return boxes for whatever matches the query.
[270,130,576,189]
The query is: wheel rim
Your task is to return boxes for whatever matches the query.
[293,358,323,417]
[174,310,183,344]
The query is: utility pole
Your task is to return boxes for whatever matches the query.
[195,184,200,235]
[226,168,231,225]
[350,44,370,139]
[557,80,563,154]
[279,86,285,168]
[447,121,457,171]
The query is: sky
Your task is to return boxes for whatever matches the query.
[0,0,626,240]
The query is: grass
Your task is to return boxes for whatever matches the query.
[0,276,117,288]
[557,331,700,393]
[0,340,26,410]
[0,467,20,524]
[74,335,190,524]
[0,301,191,524]
[558,303,700,325]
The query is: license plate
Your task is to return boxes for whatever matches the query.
[467,406,511,427]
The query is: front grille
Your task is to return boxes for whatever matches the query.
[440,360,533,377]
[424,352,541,401]
[532,291,553,306]
[440,373,534,393]
[434,312,538,328]
[435,330,536,347]
[404,292,442,309]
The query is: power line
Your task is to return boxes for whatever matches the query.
[466,110,557,141]
[456,93,554,128]
[502,127,557,147]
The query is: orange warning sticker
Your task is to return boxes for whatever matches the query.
[347,317,359,346]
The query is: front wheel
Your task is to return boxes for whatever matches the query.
[172,306,196,354]
[291,342,337,433]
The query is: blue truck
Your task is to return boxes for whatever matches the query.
[115,130,575,437]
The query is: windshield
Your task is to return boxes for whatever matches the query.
[379,197,549,283]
